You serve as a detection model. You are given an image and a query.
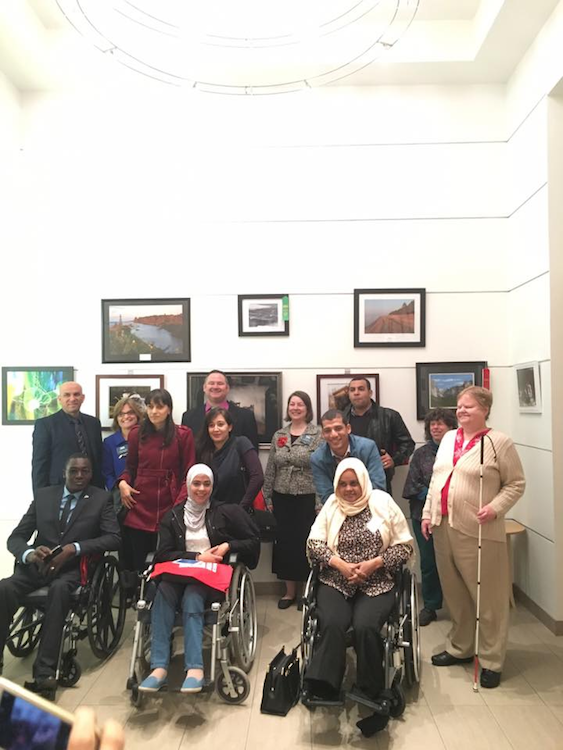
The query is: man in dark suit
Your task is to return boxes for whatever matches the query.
[32,381,103,491]
[182,369,259,448]
[0,455,120,699]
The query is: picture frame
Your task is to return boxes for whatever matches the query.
[354,288,426,347]
[238,294,289,337]
[316,374,380,423]
[416,361,487,420]
[186,371,282,445]
[2,366,74,425]
[95,374,165,430]
[515,362,542,413]
[102,298,191,363]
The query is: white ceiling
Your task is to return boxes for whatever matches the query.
[0,0,560,93]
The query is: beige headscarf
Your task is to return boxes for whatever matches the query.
[333,458,372,516]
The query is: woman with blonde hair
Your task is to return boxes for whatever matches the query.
[422,386,525,689]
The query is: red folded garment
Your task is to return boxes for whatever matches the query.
[150,559,233,592]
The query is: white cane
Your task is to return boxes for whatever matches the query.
[473,435,485,692]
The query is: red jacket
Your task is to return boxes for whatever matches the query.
[119,425,195,532]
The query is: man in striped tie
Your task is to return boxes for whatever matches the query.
[32,381,104,491]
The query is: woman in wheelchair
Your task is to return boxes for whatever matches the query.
[139,464,260,694]
[303,457,413,704]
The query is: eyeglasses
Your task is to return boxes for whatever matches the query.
[118,410,136,418]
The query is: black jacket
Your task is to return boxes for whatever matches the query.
[343,400,415,486]
[155,502,261,570]
[8,484,120,570]
[32,409,104,491]
[181,401,259,449]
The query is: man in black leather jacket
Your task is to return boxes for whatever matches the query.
[343,377,414,493]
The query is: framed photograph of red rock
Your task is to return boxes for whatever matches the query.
[354,289,426,347]
[102,298,191,363]
[416,362,488,421]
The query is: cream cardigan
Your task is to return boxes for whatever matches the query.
[309,489,413,556]
[422,429,525,542]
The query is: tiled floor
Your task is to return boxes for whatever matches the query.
[2,596,563,749]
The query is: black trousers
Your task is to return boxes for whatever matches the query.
[305,583,395,699]
[121,527,158,573]
[0,564,80,680]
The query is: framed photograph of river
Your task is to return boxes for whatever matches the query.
[102,299,191,363]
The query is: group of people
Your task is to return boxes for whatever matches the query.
[0,369,525,716]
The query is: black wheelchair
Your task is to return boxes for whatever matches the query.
[126,555,258,707]
[301,564,421,725]
[6,555,127,693]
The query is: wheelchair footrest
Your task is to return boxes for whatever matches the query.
[346,687,391,716]
[302,691,344,708]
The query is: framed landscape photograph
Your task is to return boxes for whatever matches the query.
[515,362,542,413]
[2,366,74,425]
[354,288,426,347]
[416,361,487,420]
[186,371,282,445]
[238,294,289,337]
[316,374,380,423]
[102,298,191,363]
[95,374,165,429]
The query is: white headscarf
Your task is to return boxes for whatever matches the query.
[184,464,214,533]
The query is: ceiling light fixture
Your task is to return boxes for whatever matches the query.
[56,0,420,94]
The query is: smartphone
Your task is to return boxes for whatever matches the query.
[0,677,75,750]
[44,546,63,565]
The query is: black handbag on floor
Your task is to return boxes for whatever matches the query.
[260,645,301,716]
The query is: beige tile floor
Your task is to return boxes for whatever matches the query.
[2,596,563,749]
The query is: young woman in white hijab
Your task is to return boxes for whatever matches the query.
[304,457,413,704]
[139,463,260,694]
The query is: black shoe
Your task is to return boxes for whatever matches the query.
[277,598,295,610]
[297,598,304,612]
[356,712,390,737]
[24,677,57,700]
[480,669,501,688]
[419,607,437,626]
[431,651,473,667]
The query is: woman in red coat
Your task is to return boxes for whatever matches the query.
[118,389,195,572]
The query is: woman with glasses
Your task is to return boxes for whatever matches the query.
[102,395,146,495]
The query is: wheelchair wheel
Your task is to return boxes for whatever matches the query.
[300,569,318,679]
[59,654,82,688]
[389,678,406,718]
[130,680,145,709]
[7,607,43,657]
[215,666,250,704]
[402,569,421,687]
[87,556,127,659]
[229,566,257,673]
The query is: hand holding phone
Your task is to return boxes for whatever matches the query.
[43,545,63,565]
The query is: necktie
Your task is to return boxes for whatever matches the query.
[71,418,88,456]
[60,494,75,534]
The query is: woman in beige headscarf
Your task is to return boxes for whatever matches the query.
[303,457,413,703]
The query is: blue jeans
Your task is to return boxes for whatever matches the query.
[150,581,207,671]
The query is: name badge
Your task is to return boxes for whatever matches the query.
[366,517,382,535]
[300,435,313,446]
[117,444,129,460]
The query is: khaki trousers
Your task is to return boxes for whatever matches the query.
[433,522,510,672]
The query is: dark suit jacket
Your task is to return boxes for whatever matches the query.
[181,401,259,449]
[32,409,103,492]
[7,484,120,567]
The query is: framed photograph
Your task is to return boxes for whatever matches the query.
[2,366,74,425]
[416,361,487,420]
[238,294,289,337]
[102,298,191,363]
[316,374,380,423]
[515,362,542,413]
[186,371,282,445]
[354,288,426,347]
[95,374,165,429]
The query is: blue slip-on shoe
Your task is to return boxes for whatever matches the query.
[139,674,167,693]
[180,676,204,694]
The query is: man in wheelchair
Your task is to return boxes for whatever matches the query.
[0,455,120,698]
[138,463,260,695]
[302,458,414,718]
